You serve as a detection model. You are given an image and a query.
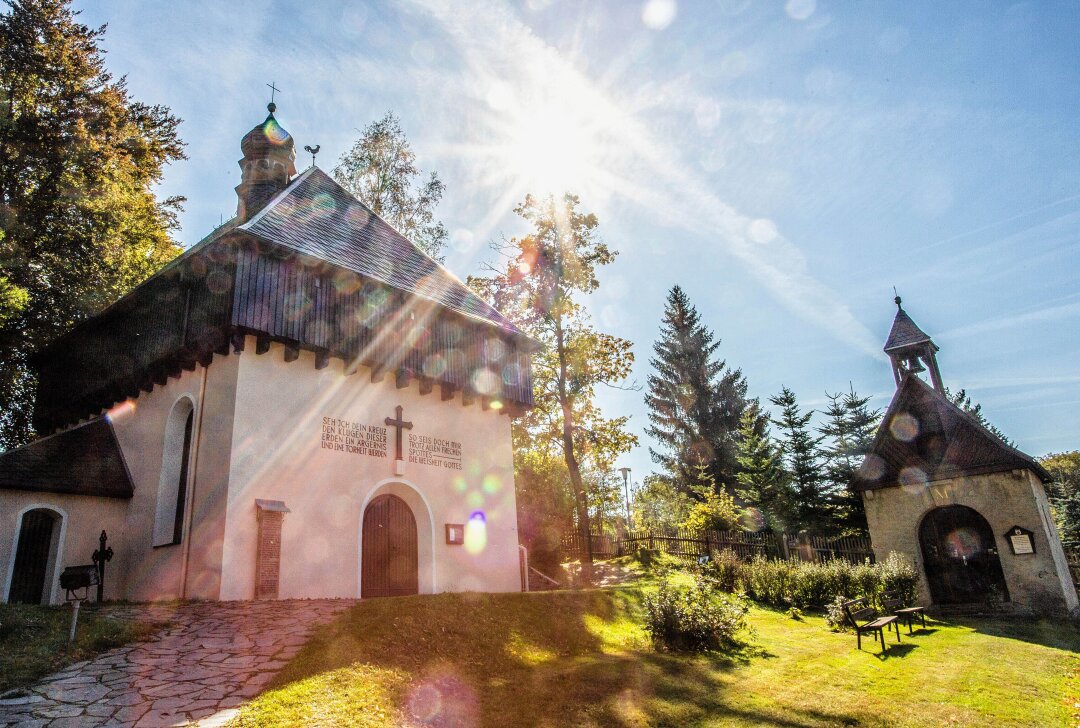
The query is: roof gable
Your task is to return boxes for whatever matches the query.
[238,168,521,334]
[0,418,134,498]
[856,375,1049,490]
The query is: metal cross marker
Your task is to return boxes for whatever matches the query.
[267,81,281,105]
[384,405,413,461]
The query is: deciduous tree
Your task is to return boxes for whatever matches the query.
[1040,451,1080,553]
[0,0,185,447]
[334,111,447,261]
[471,193,637,566]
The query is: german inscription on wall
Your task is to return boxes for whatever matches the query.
[321,417,388,457]
[409,433,463,470]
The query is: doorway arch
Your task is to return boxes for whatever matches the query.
[8,507,64,604]
[361,494,418,598]
[919,505,1009,605]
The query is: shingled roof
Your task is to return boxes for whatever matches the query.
[239,168,521,334]
[0,418,134,499]
[884,306,935,353]
[855,375,1049,491]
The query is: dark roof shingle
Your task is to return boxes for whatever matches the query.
[855,375,1049,490]
[884,307,934,352]
[239,168,522,335]
[0,418,134,498]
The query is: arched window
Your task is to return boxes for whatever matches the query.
[154,398,195,546]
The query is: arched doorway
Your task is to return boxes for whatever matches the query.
[919,505,1009,605]
[361,494,418,598]
[9,509,62,604]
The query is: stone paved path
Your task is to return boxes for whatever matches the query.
[0,599,355,728]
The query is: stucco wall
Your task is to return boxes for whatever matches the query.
[219,338,520,600]
[0,493,129,604]
[863,468,1078,615]
[106,355,238,602]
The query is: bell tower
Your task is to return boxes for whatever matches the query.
[884,296,943,391]
[235,101,297,222]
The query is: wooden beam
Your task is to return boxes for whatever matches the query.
[343,358,360,376]
[231,331,246,353]
[371,366,385,383]
[396,368,412,389]
[440,383,455,401]
[461,388,476,407]
[284,344,300,363]
[419,377,434,396]
[255,335,271,355]
[198,351,213,368]
[315,351,330,370]
[481,397,490,411]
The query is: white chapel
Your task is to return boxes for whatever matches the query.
[0,103,534,605]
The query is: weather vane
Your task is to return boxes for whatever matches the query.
[304,145,321,167]
[266,81,281,113]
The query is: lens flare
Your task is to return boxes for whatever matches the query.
[889,412,920,442]
[464,511,487,554]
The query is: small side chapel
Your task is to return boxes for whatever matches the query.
[856,298,1077,616]
[0,104,535,605]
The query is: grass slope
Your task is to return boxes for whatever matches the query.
[0,603,165,694]
[230,587,1079,728]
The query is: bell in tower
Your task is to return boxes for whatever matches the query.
[235,100,297,222]
[883,296,943,391]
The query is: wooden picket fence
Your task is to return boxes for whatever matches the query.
[560,527,875,565]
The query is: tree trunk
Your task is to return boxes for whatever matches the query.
[554,315,593,573]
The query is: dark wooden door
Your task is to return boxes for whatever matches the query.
[361,495,418,598]
[919,505,1009,605]
[9,510,57,604]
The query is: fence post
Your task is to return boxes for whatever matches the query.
[778,531,791,561]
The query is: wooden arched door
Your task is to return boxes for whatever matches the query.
[9,510,59,604]
[919,505,1009,605]
[361,494,418,598]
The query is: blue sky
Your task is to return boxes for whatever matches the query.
[79,0,1080,486]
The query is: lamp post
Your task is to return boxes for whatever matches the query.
[618,467,632,530]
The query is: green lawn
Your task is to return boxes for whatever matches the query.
[0,602,166,694]
[230,582,1080,727]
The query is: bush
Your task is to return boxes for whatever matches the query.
[824,595,848,631]
[643,577,749,653]
[708,549,920,611]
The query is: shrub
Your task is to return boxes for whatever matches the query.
[878,552,919,605]
[708,550,920,611]
[643,577,749,653]
[824,595,849,631]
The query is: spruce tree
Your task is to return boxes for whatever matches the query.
[735,403,792,531]
[645,285,753,499]
[818,388,880,534]
[769,386,828,532]
[0,0,185,447]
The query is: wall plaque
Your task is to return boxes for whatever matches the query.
[446,523,465,545]
[1004,525,1035,555]
[320,417,388,457]
[409,433,463,470]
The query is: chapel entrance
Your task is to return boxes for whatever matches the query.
[919,505,1009,605]
[8,509,60,604]
[361,494,418,598]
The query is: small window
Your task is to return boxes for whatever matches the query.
[154,400,195,546]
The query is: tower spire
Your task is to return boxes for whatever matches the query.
[234,93,296,222]
[883,296,943,391]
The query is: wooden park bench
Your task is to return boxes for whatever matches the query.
[882,592,927,634]
[841,597,900,653]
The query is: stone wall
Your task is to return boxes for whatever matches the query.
[863,468,1078,616]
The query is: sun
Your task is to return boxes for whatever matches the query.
[503,103,597,198]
